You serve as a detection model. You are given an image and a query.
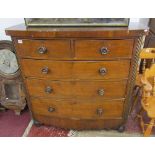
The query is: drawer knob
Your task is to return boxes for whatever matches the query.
[41,67,49,74]
[37,46,47,54]
[96,108,103,116]
[45,86,53,94]
[98,89,105,96]
[99,67,107,76]
[48,107,55,112]
[100,47,109,55]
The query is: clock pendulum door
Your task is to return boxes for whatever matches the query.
[0,40,27,115]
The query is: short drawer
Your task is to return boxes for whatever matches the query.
[14,39,72,59]
[21,59,130,80]
[31,98,124,119]
[26,79,127,99]
[75,39,134,59]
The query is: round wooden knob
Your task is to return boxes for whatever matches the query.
[100,47,109,55]
[99,67,107,76]
[96,108,103,116]
[98,89,105,96]
[45,86,53,94]
[48,107,55,112]
[41,67,49,74]
[37,46,47,54]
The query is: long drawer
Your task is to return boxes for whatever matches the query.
[14,39,134,60]
[21,59,130,80]
[31,98,124,119]
[26,79,127,99]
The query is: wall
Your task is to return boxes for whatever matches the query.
[0,18,149,40]
[0,18,24,40]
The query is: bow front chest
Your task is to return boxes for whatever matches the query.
[6,24,148,130]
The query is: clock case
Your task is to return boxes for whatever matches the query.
[0,40,27,115]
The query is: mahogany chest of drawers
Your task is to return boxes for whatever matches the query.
[6,23,148,130]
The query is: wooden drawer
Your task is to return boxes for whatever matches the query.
[26,79,127,99]
[14,39,72,59]
[21,59,130,80]
[31,98,124,119]
[75,39,134,59]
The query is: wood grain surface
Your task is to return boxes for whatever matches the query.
[25,78,127,99]
[21,59,130,80]
[31,98,124,119]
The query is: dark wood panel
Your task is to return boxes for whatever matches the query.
[26,79,127,99]
[75,39,134,59]
[149,18,155,34]
[33,114,123,130]
[145,35,155,48]
[31,98,124,119]
[21,59,130,80]
[5,23,148,38]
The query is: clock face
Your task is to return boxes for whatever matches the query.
[0,49,19,75]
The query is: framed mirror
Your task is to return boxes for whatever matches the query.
[25,18,129,27]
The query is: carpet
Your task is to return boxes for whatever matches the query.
[28,125,69,137]
[0,108,31,137]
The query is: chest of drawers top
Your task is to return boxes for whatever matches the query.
[6,23,148,38]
